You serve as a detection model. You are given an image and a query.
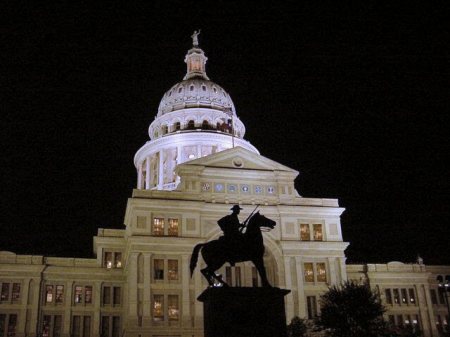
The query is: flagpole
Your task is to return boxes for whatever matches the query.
[231,113,235,148]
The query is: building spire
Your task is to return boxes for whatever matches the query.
[184,30,209,80]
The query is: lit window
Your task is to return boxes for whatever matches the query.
[154,259,164,280]
[55,285,64,303]
[46,285,53,303]
[1,283,9,301]
[85,286,92,304]
[168,218,179,236]
[304,263,314,282]
[316,263,327,282]
[153,295,164,321]
[393,289,400,304]
[168,295,179,321]
[401,289,408,304]
[408,288,415,304]
[168,260,178,281]
[313,224,323,241]
[153,218,165,236]
[75,286,83,303]
[300,224,310,241]
[12,283,20,301]
[104,252,113,269]
[114,253,122,268]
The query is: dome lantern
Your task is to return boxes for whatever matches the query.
[184,30,209,80]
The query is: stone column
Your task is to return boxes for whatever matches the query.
[137,163,143,189]
[197,144,201,158]
[328,257,337,285]
[177,145,182,165]
[93,282,101,337]
[338,257,347,283]
[128,253,139,326]
[295,257,306,318]
[283,256,294,320]
[63,282,72,337]
[158,150,164,189]
[194,263,203,327]
[143,253,152,327]
[145,156,150,189]
[420,284,438,337]
[181,255,191,326]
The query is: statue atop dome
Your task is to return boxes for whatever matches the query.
[191,30,201,47]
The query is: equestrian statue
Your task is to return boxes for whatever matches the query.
[190,205,276,287]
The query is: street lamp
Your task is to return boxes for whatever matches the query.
[437,275,450,335]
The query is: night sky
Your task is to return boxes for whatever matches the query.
[1,2,449,264]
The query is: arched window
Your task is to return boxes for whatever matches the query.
[190,85,194,91]
[187,120,195,129]
[202,85,206,91]
[213,87,217,93]
[202,120,209,130]
[178,87,183,93]
[162,125,168,135]
[175,122,181,131]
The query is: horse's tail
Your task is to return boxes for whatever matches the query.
[190,243,204,278]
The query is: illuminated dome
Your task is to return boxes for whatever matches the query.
[134,31,258,191]
[157,78,236,117]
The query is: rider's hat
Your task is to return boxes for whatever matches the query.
[230,205,243,211]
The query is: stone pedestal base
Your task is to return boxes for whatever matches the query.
[198,287,291,337]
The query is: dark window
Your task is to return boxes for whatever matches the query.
[307,296,317,319]
[385,289,392,304]
[187,120,195,129]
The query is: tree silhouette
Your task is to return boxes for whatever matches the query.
[287,316,307,337]
[316,281,387,337]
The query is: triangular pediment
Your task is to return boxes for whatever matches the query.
[177,146,298,174]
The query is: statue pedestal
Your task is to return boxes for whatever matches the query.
[197,287,291,337]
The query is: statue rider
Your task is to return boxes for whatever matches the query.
[217,205,245,264]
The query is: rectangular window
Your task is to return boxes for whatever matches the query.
[225,267,232,285]
[1,283,9,301]
[11,283,20,302]
[113,287,121,305]
[74,286,83,303]
[397,315,403,327]
[168,295,179,321]
[313,224,323,241]
[85,286,92,304]
[46,285,54,303]
[168,218,179,236]
[430,289,438,304]
[300,224,310,241]
[104,252,113,269]
[0,314,5,337]
[306,296,317,319]
[408,288,416,304]
[235,267,241,287]
[101,317,109,337]
[72,316,81,337]
[153,295,164,321]
[112,317,120,337]
[252,267,259,287]
[393,289,400,304]
[304,263,314,282]
[316,263,327,282]
[385,289,393,304]
[114,253,122,268]
[55,285,64,303]
[54,316,62,337]
[401,288,408,304]
[153,218,165,236]
[438,288,446,305]
[7,314,17,337]
[168,260,178,281]
[103,286,111,305]
[83,316,91,337]
[153,259,164,280]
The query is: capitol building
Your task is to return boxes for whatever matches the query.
[1,34,449,337]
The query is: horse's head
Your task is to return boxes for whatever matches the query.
[247,211,276,231]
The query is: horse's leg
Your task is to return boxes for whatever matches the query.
[201,267,215,286]
[253,257,271,287]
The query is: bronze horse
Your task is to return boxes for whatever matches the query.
[190,211,276,287]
